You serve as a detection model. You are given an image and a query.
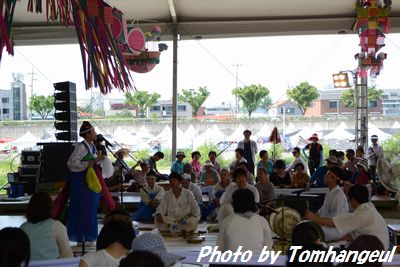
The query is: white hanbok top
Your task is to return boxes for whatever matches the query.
[318,185,348,218]
[156,188,200,220]
[217,213,273,253]
[220,183,260,205]
[99,156,114,179]
[333,202,389,250]
[139,184,164,204]
[211,182,230,201]
[187,183,203,205]
[67,140,94,172]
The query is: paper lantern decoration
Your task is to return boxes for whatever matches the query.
[124,51,161,73]
[127,28,146,55]
[354,0,391,77]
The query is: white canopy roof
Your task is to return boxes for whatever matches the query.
[324,122,355,140]
[368,123,392,141]
[392,121,400,129]
[10,131,42,151]
[226,124,245,142]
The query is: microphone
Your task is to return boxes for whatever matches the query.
[96,134,113,148]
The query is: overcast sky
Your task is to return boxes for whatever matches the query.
[1,33,400,107]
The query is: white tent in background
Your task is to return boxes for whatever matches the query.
[226,124,245,141]
[289,127,314,147]
[177,127,192,149]
[10,132,42,151]
[255,124,271,138]
[136,125,154,139]
[368,123,392,141]
[185,124,197,138]
[324,122,355,140]
[392,121,400,129]
[285,123,297,135]
[194,125,226,148]
[113,127,137,146]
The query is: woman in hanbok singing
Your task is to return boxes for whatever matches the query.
[67,121,99,242]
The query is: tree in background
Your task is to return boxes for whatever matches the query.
[341,85,383,108]
[287,82,319,114]
[29,94,54,119]
[382,133,400,155]
[178,86,210,116]
[232,84,270,117]
[125,91,161,118]
[259,96,273,112]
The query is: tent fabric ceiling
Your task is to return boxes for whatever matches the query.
[12,0,400,45]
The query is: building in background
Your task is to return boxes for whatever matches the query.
[0,75,27,121]
[149,100,192,117]
[268,99,303,117]
[305,88,382,116]
[381,89,400,116]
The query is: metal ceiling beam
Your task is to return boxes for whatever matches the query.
[13,16,400,46]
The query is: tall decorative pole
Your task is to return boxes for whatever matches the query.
[353,0,390,152]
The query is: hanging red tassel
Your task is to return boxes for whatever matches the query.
[71,0,133,93]
[0,0,18,61]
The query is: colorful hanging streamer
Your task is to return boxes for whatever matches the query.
[71,0,133,93]
[0,0,17,61]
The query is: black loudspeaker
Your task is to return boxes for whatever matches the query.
[54,81,78,141]
[39,143,76,182]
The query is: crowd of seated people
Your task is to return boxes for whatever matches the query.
[3,130,390,267]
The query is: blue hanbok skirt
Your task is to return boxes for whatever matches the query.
[132,192,157,222]
[67,169,100,242]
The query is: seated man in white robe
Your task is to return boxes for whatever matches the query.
[316,166,349,241]
[305,184,389,250]
[132,172,164,222]
[218,168,260,223]
[155,172,200,233]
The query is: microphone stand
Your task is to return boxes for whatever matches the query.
[98,141,149,208]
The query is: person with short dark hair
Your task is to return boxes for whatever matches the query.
[81,220,135,267]
[340,235,384,267]
[257,150,274,174]
[103,209,131,225]
[343,149,359,176]
[0,227,30,267]
[255,167,276,206]
[148,151,167,181]
[133,172,164,222]
[208,151,221,174]
[291,163,310,188]
[217,168,260,223]
[190,151,201,178]
[269,159,291,187]
[356,146,365,159]
[305,184,389,249]
[228,148,247,172]
[119,251,164,267]
[237,130,258,175]
[337,151,345,167]
[155,172,200,233]
[238,161,255,185]
[20,192,73,260]
[217,189,273,253]
[127,160,150,189]
[286,147,307,173]
[183,163,198,183]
